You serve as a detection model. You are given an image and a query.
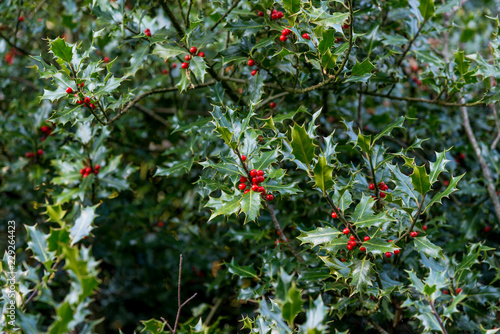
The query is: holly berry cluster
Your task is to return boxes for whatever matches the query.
[40,123,55,141]
[270,9,284,20]
[247,59,259,77]
[236,156,274,201]
[368,180,389,198]
[181,46,204,69]
[144,28,151,37]
[79,164,100,178]
[68,84,98,110]
[25,149,44,159]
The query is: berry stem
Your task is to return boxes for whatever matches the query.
[394,194,426,244]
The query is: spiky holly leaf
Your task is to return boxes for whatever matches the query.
[226,258,258,279]
[140,319,165,334]
[424,173,465,212]
[414,236,445,259]
[351,194,396,228]
[176,69,191,93]
[25,224,56,270]
[298,227,342,247]
[248,73,264,106]
[155,158,194,177]
[265,182,302,196]
[282,283,304,326]
[373,116,406,143]
[319,256,350,279]
[152,44,186,60]
[429,150,450,184]
[350,258,373,292]
[252,149,278,171]
[207,194,241,221]
[70,205,99,246]
[322,238,347,255]
[314,155,334,194]
[411,164,431,196]
[49,37,73,62]
[290,123,317,168]
[190,56,207,83]
[240,190,261,223]
[363,238,399,256]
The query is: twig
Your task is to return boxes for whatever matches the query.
[210,0,242,31]
[367,318,390,334]
[490,95,500,149]
[429,299,448,334]
[394,194,425,244]
[135,104,170,126]
[204,298,222,326]
[362,91,483,107]
[459,100,500,223]
[325,195,362,243]
[185,0,194,29]
[357,83,363,129]
[257,91,290,111]
[161,1,185,38]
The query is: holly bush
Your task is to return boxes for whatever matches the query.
[2,0,500,333]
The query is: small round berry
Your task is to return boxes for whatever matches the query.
[95,164,100,170]
[84,97,91,104]
[302,33,310,39]
[181,62,189,69]
[66,87,73,94]
[385,252,392,258]
[25,152,34,158]
[266,194,274,201]
[257,170,264,177]
[369,183,375,190]
[185,54,191,61]
[410,231,418,238]
[198,52,205,57]
[250,169,257,177]
[350,235,355,241]
[271,13,278,20]
[144,29,151,37]
[360,247,366,252]
[244,189,251,194]
[277,11,284,18]
[252,177,259,184]
[37,149,44,156]
[343,228,350,235]
[103,57,110,63]
[341,258,346,262]
[83,173,89,178]
[238,183,247,191]
[158,222,164,227]
[172,63,177,68]
[190,46,198,54]
[388,239,392,243]
[251,184,259,191]
[351,241,357,247]
[444,180,450,186]
[18,16,25,22]
[248,59,255,66]
[251,70,257,76]
[40,125,49,133]
[89,103,96,109]
[380,191,386,198]
[258,11,264,16]
[79,168,85,174]
[364,236,370,241]
[241,155,247,162]
[270,102,276,109]
[443,290,449,295]
[85,167,92,174]
[257,186,265,193]
[162,69,168,74]
[456,288,462,294]
[422,225,427,231]
[279,35,287,42]
[258,175,265,183]
[240,176,247,183]
[394,249,400,255]
[94,169,99,175]
[331,212,337,219]
[282,28,291,36]
[485,226,491,232]
[347,244,353,251]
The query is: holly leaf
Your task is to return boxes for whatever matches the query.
[290,124,317,168]
[248,73,264,106]
[283,0,301,14]
[240,190,261,223]
[350,195,396,228]
[25,224,56,270]
[190,56,207,83]
[414,236,445,259]
[70,205,99,246]
[314,155,334,194]
[298,227,342,247]
[49,37,73,62]
[350,258,373,292]
[419,0,435,19]
[429,150,450,184]
[282,283,304,326]
[140,319,165,333]
[152,44,186,60]
[225,258,258,279]
[252,149,278,171]
[265,182,302,196]
[363,238,399,256]
[411,164,431,196]
[373,116,405,143]
[424,173,464,212]
[208,194,241,221]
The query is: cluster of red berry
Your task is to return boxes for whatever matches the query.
[368,180,389,198]
[270,9,284,20]
[25,149,44,159]
[247,59,259,77]
[279,28,291,42]
[40,123,54,141]
[79,164,100,178]
[68,85,97,110]
[237,159,274,201]
[342,229,402,258]
[144,28,151,37]
[181,46,205,69]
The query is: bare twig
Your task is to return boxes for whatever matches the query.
[161,1,185,38]
[490,95,500,149]
[429,299,449,334]
[135,104,170,126]
[185,0,194,29]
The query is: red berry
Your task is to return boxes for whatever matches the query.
[257,186,265,193]
[350,235,355,241]
[103,57,110,63]
[251,70,257,76]
[394,249,400,255]
[250,169,257,177]
[238,183,247,190]
[343,228,350,235]
[277,11,284,18]
[485,226,491,232]
[77,100,83,104]
[331,212,337,219]
[94,169,99,175]
[83,173,89,178]
[422,225,427,231]
[248,59,255,66]
[347,244,353,251]
[258,176,265,183]
[95,164,100,170]
[85,167,92,174]
[252,177,259,184]
[443,290,449,295]
[364,236,370,241]
[40,125,49,133]
[282,28,291,36]
[241,155,247,162]
[172,63,177,68]
[302,33,310,39]
[18,16,24,22]
[351,241,357,247]
[198,52,205,57]
[270,102,276,109]
[385,252,392,258]
[258,11,264,16]
[388,239,392,243]
[240,176,247,183]
[341,258,346,262]
[144,29,151,37]
[456,288,462,294]
[185,54,191,61]
[444,180,450,186]
[79,168,85,174]
[244,189,251,194]
[279,35,287,42]
[84,97,91,104]
[25,152,34,158]
[89,103,96,109]
[266,194,274,201]
[190,46,198,54]
[360,247,366,252]
[37,149,44,156]
[257,170,264,177]
[380,191,386,198]
[271,13,278,20]
[66,87,73,94]
[369,183,375,190]
[80,82,85,88]
[251,184,259,191]
[158,222,164,227]
[410,231,417,238]
[181,62,189,69]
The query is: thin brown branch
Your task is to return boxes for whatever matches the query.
[161,1,186,38]
[429,299,449,334]
[257,91,290,111]
[395,194,425,244]
[210,0,242,31]
[363,91,483,107]
[367,318,390,334]
[185,0,194,29]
